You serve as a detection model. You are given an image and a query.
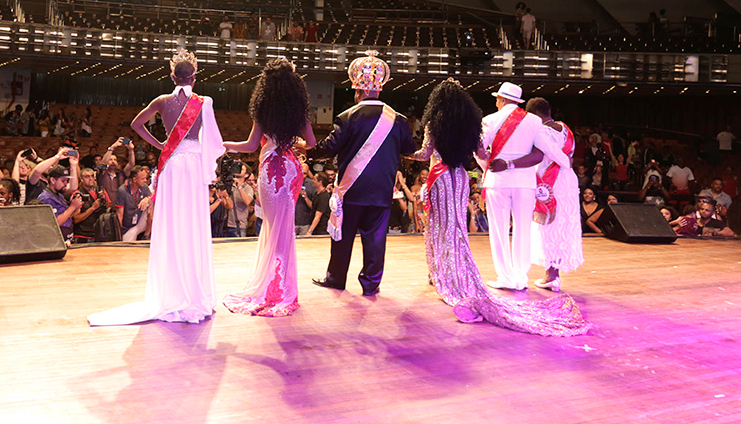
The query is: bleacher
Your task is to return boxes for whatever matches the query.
[0,104,253,163]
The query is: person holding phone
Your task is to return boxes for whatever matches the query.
[24,146,80,204]
[98,136,135,204]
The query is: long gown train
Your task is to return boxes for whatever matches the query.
[222,138,303,317]
[88,140,218,325]
[411,136,591,336]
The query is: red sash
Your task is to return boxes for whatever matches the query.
[482,107,527,200]
[423,161,449,212]
[534,122,574,223]
[152,93,205,203]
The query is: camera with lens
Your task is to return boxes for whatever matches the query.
[217,154,244,195]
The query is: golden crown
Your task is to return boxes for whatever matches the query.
[348,50,390,91]
[170,49,198,76]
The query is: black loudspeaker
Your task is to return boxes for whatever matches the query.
[596,203,677,243]
[0,205,67,264]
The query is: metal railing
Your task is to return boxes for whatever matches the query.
[0,21,731,84]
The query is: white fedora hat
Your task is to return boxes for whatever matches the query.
[491,82,524,103]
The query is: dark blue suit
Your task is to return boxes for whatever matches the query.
[317,99,415,292]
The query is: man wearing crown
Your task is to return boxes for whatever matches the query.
[88,49,225,325]
[475,82,571,291]
[312,51,416,296]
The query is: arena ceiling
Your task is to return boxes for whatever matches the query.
[2,53,739,97]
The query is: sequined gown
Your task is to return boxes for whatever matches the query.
[408,137,490,305]
[88,91,224,325]
[410,133,591,337]
[531,125,584,272]
[222,136,303,317]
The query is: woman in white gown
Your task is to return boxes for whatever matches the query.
[88,50,225,325]
[221,57,316,317]
[526,97,584,292]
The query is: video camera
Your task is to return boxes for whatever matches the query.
[217,154,244,195]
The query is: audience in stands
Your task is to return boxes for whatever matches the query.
[304,20,318,43]
[260,17,276,41]
[288,20,303,42]
[699,177,732,215]
[666,158,695,195]
[671,201,734,237]
[219,15,233,39]
[717,126,735,153]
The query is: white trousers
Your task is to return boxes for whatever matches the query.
[484,187,536,289]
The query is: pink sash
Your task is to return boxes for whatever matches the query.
[152,93,204,203]
[534,122,575,224]
[482,107,527,200]
[328,104,396,241]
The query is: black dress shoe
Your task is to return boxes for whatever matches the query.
[312,278,345,290]
[362,287,380,296]
[361,283,380,296]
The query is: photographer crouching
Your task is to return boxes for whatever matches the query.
[71,167,111,243]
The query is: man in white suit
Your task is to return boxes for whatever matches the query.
[476,82,571,290]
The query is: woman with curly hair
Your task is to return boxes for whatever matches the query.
[406,78,491,305]
[222,57,316,317]
[408,81,591,337]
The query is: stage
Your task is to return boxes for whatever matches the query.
[1,235,740,423]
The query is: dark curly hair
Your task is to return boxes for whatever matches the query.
[421,80,482,168]
[0,178,20,205]
[249,58,309,149]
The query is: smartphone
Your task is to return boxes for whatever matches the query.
[66,150,79,157]
[21,148,34,158]
[121,138,131,145]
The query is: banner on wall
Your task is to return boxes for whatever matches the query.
[0,69,31,113]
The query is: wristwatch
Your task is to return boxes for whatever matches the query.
[505,160,516,170]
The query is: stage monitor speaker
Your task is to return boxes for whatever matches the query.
[596,203,677,243]
[0,205,67,264]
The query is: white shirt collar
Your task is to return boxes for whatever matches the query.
[172,85,193,98]
[359,99,384,106]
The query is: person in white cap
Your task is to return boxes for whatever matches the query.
[475,82,571,290]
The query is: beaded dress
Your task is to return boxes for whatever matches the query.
[222,136,303,317]
[408,136,490,305]
[409,133,591,337]
[88,88,225,325]
[531,124,584,273]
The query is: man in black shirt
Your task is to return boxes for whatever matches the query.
[72,168,110,243]
[308,172,331,235]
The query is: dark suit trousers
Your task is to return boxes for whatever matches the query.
[325,203,391,291]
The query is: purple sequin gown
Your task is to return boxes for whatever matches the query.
[409,134,591,337]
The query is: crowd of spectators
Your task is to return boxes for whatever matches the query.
[3,104,94,139]
[569,124,739,238]
[2,105,739,243]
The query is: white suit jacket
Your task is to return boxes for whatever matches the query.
[476,104,570,189]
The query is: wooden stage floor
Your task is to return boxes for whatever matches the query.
[2,235,740,423]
